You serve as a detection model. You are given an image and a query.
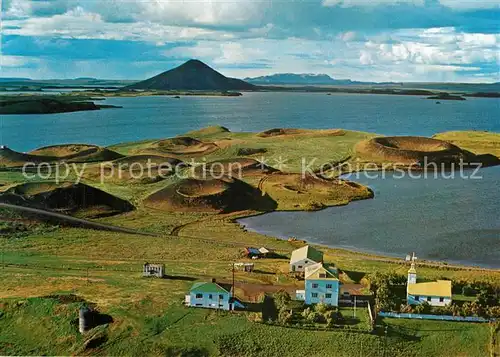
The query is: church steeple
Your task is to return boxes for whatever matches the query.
[407,252,417,285]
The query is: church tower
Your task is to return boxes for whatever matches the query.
[407,252,417,285]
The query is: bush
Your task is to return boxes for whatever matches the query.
[324,310,343,326]
[488,306,500,318]
[399,304,413,313]
[302,308,323,324]
[277,309,293,326]
[274,291,291,311]
[314,302,331,314]
[414,302,431,314]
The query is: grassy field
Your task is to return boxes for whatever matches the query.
[433,131,500,157]
[1,127,500,355]
[1,210,500,355]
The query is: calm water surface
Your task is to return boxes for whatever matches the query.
[2,92,499,151]
[1,92,499,266]
[239,166,500,268]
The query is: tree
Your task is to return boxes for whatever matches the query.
[314,302,331,314]
[302,307,323,324]
[376,284,396,312]
[277,308,293,325]
[274,290,291,311]
[324,310,343,326]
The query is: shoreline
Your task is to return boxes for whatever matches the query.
[237,214,500,272]
[234,165,500,272]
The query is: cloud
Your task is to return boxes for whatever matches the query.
[438,0,499,10]
[323,0,424,7]
[359,28,499,67]
[2,0,499,82]
[3,7,245,43]
[1,55,37,67]
[2,0,267,26]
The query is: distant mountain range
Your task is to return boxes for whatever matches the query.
[244,73,362,85]
[126,59,256,91]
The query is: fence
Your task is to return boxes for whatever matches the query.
[379,311,497,323]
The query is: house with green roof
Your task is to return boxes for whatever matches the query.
[289,245,324,273]
[185,280,234,311]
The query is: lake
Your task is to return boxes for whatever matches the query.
[239,166,500,268]
[1,92,499,267]
[2,92,499,152]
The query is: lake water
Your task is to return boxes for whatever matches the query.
[2,92,499,152]
[1,92,499,267]
[239,166,500,268]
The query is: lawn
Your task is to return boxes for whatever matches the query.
[0,293,493,357]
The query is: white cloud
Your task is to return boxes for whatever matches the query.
[3,0,32,18]
[136,0,264,26]
[3,0,266,26]
[359,27,499,67]
[323,0,424,7]
[438,0,499,10]
[3,7,242,43]
[0,55,37,67]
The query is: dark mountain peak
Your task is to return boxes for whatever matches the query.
[126,60,255,91]
[182,59,210,68]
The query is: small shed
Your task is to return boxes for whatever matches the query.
[143,263,165,278]
[234,262,254,272]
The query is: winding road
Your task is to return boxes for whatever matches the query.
[0,202,158,237]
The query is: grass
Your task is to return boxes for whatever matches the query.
[108,127,377,173]
[1,206,499,355]
[433,131,500,157]
[1,127,500,355]
[0,294,491,357]
[382,317,491,357]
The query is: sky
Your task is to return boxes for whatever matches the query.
[1,0,499,82]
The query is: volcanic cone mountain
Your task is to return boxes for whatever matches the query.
[126,59,256,91]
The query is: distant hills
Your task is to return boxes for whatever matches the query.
[0,78,32,82]
[126,59,256,91]
[245,73,361,85]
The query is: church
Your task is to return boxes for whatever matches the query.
[406,258,452,307]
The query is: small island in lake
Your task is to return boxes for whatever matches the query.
[427,92,466,101]
[0,95,121,114]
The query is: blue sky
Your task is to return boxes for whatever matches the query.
[1,0,499,82]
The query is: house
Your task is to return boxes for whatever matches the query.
[300,262,340,306]
[143,263,165,278]
[406,262,452,306]
[339,284,371,306]
[258,247,271,257]
[185,280,234,311]
[289,245,323,273]
[244,247,262,259]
